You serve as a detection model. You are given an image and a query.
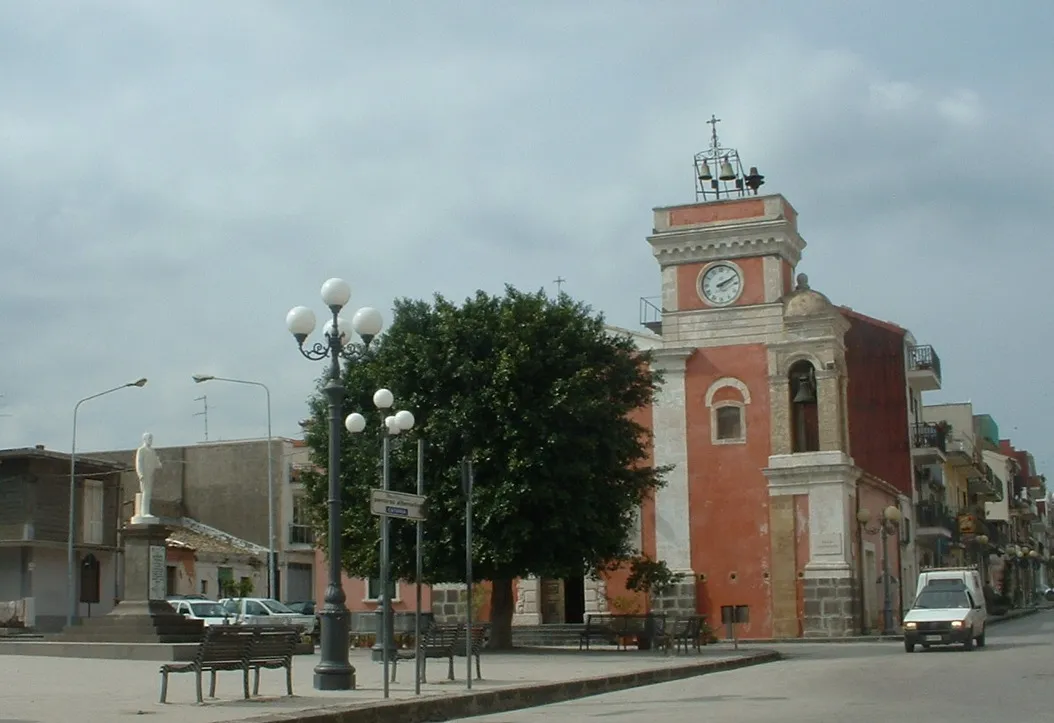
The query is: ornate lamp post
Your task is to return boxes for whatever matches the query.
[346,394,414,697]
[285,278,384,692]
[857,505,903,635]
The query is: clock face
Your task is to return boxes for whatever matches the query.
[700,263,743,306]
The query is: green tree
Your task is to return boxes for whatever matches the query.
[299,287,666,648]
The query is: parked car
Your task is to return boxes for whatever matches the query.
[170,599,232,626]
[218,597,317,636]
[166,594,211,601]
[286,601,320,643]
[903,568,987,652]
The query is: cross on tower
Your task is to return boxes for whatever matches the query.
[707,114,722,151]
[553,276,566,294]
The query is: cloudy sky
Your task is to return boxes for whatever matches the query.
[2,1,1052,471]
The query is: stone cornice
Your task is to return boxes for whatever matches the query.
[650,345,695,372]
[763,452,861,496]
[648,220,806,267]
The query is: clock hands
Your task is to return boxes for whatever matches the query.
[717,275,737,289]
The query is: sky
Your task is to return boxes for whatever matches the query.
[1,1,1052,472]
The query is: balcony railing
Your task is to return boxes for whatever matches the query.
[916,500,958,532]
[288,523,315,546]
[912,422,947,453]
[639,297,663,335]
[908,345,942,381]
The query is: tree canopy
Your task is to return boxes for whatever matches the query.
[300,287,665,625]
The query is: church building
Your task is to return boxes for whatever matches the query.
[513,124,941,638]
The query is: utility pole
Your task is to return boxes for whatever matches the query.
[193,395,210,441]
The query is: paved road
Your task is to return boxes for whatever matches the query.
[463,611,1054,723]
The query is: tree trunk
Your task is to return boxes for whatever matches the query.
[487,577,515,649]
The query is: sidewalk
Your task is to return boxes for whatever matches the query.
[0,646,778,723]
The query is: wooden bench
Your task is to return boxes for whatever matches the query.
[391,622,488,683]
[580,614,653,650]
[158,625,300,704]
[159,626,254,704]
[658,615,707,655]
[245,627,301,696]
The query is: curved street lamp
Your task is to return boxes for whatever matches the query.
[67,378,148,628]
[192,375,276,599]
[286,278,383,692]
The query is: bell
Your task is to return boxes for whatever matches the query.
[718,155,736,181]
[793,377,816,404]
[698,161,712,181]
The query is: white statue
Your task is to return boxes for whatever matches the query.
[131,432,162,524]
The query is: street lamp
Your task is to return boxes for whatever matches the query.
[286,278,383,692]
[67,377,148,628]
[345,390,414,693]
[192,374,276,599]
[857,504,902,635]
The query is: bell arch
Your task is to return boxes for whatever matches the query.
[789,359,820,453]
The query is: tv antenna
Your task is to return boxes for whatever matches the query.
[193,395,211,441]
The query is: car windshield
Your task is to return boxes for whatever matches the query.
[260,599,295,614]
[188,602,227,617]
[913,590,971,609]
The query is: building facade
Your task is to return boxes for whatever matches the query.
[0,446,123,631]
[92,437,315,603]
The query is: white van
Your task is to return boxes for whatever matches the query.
[903,567,987,652]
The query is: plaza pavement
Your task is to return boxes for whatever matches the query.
[0,645,775,723]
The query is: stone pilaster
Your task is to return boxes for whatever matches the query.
[650,347,694,572]
[802,574,859,637]
[650,573,697,617]
[430,583,467,624]
[768,373,792,455]
[816,371,846,452]
[512,577,542,625]
[584,577,608,615]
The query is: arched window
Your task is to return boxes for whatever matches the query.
[705,377,750,445]
[789,360,819,453]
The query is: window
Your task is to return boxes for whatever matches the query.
[366,578,398,602]
[705,377,751,446]
[166,565,178,596]
[218,566,234,597]
[290,494,315,545]
[715,405,743,441]
[81,479,105,545]
[200,579,208,596]
[245,600,268,616]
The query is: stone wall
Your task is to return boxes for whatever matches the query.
[650,575,697,617]
[431,583,467,623]
[802,575,860,637]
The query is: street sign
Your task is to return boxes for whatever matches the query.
[370,488,428,521]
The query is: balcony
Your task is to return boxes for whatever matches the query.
[968,464,1003,501]
[639,297,664,336]
[911,422,947,464]
[915,501,955,537]
[907,345,942,391]
[288,523,316,546]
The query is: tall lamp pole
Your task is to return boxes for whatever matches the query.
[192,375,276,598]
[857,505,903,635]
[67,377,148,628]
[286,278,384,692]
[346,395,415,699]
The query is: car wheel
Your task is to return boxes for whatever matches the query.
[976,627,986,647]
[963,635,974,651]
[904,641,915,653]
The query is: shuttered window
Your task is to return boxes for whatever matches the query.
[82,480,105,545]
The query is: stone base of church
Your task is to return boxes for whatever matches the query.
[649,571,697,617]
[802,572,860,637]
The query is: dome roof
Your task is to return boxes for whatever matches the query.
[783,274,834,318]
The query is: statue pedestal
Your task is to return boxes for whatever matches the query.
[58,523,204,643]
[130,493,159,526]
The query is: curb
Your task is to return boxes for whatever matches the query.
[738,606,1046,645]
[227,650,781,723]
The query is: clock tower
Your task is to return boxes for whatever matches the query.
[643,118,860,638]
